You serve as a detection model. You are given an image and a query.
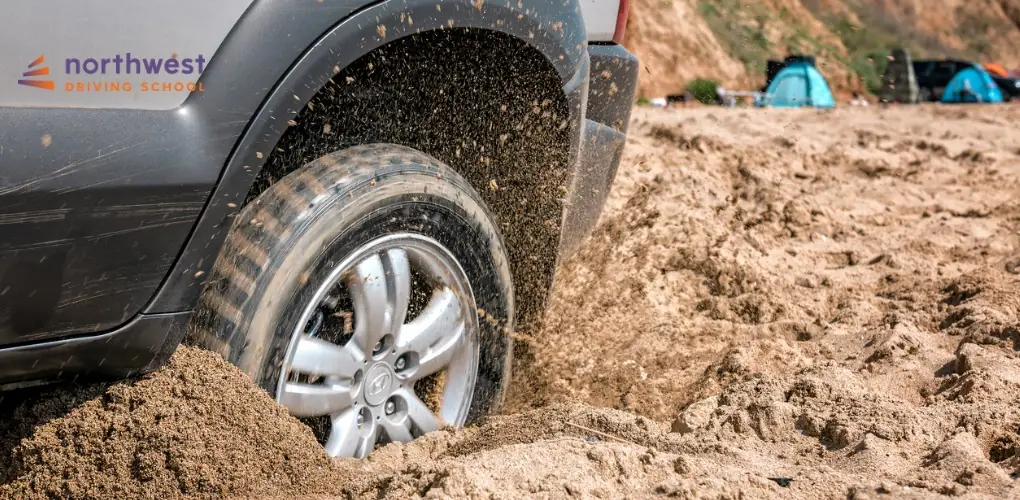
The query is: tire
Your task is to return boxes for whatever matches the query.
[188,144,514,457]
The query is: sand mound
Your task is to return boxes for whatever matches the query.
[0,347,347,499]
[0,105,1018,499]
[0,356,793,499]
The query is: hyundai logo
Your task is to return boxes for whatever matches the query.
[367,371,391,397]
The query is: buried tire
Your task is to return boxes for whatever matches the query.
[188,144,514,457]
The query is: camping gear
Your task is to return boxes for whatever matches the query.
[764,60,786,91]
[941,65,1004,103]
[764,55,817,91]
[716,89,764,107]
[880,48,920,103]
[784,54,817,66]
[984,62,1009,78]
[761,61,836,108]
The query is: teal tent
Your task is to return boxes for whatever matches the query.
[762,61,835,108]
[941,66,1003,103]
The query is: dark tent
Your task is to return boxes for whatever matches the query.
[784,54,816,66]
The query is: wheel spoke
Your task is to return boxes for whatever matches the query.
[278,382,353,417]
[289,334,363,379]
[353,423,378,458]
[380,418,414,443]
[397,288,466,379]
[396,388,442,434]
[348,254,391,354]
[347,251,413,354]
[385,248,412,332]
[415,326,465,379]
[323,408,363,457]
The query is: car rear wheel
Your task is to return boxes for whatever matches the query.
[188,144,514,458]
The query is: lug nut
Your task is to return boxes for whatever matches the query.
[356,412,365,426]
[373,341,383,354]
[395,356,406,371]
[384,400,396,415]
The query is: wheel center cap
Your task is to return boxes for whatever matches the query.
[363,363,395,406]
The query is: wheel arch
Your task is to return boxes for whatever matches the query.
[148,0,589,334]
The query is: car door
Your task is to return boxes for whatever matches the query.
[0,1,252,345]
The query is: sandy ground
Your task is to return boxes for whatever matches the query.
[0,104,1018,499]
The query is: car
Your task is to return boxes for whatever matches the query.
[992,75,1020,102]
[911,59,972,101]
[0,0,637,458]
[911,59,1013,102]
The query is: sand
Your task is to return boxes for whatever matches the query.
[0,104,1018,499]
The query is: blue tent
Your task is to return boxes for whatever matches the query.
[763,61,835,108]
[941,65,1003,103]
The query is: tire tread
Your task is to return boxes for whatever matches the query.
[188,144,493,359]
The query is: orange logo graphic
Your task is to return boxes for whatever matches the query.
[18,55,54,90]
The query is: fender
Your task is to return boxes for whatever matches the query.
[145,0,589,313]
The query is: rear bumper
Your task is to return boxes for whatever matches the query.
[559,44,639,258]
[585,44,640,134]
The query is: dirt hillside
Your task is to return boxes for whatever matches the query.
[626,0,1020,97]
[0,104,1017,499]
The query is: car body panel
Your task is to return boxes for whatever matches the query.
[560,44,638,259]
[586,44,638,132]
[992,76,1020,100]
[2,0,619,110]
[0,0,254,109]
[579,0,621,41]
[0,113,211,345]
[0,311,191,389]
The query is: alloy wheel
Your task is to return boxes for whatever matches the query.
[276,233,479,458]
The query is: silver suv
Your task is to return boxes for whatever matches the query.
[0,0,637,457]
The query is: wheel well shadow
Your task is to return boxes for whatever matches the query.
[247,29,572,334]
